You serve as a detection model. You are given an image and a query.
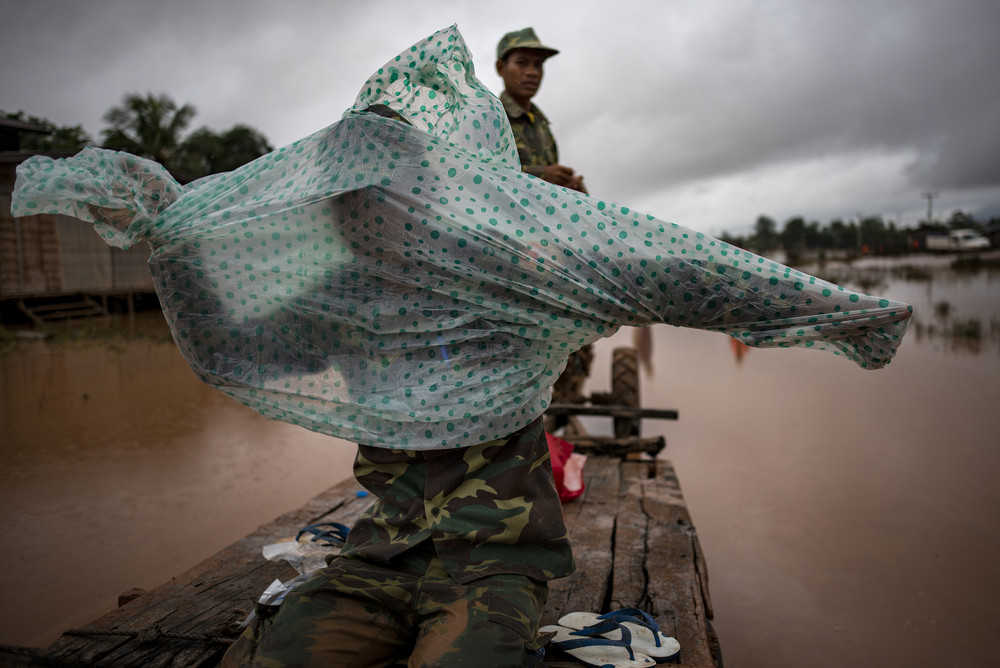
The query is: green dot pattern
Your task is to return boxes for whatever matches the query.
[10,25,912,450]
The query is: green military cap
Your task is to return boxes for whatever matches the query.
[496,27,559,60]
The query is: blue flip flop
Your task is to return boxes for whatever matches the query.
[295,521,351,546]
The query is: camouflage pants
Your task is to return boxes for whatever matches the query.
[221,547,548,668]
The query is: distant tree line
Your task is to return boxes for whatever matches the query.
[719,210,998,259]
[5,92,272,183]
[3,110,93,151]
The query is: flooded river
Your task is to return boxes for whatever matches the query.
[0,318,359,646]
[2,253,999,666]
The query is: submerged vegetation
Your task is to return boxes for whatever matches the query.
[799,254,1000,354]
[912,317,1000,354]
[951,255,1000,272]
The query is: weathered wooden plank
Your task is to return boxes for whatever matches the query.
[640,460,716,667]
[540,455,620,627]
[656,459,713,622]
[542,456,622,668]
[609,460,652,610]
[545,458,719,667]
[645,521,715,667]
[0,644,45,667]
[546,403,679,420]
[563,434,666,457]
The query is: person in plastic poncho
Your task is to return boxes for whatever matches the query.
[11,25,911,668]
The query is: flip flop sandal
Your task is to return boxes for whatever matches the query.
[295,521,351,546]
[539,624,655,668]
[559,609,681,662]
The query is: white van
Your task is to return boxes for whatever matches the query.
[926,229,991,251]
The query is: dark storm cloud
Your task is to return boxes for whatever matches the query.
[0,0,375,141]
[3,0,999,230]
[549,0,1000,202]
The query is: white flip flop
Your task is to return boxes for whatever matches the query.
[539,624,656,668]
[558,609,681,662]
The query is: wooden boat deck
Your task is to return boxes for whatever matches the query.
[0,456,720,667]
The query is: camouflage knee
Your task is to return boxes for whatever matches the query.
[410,573,548,668]
[220,557,416,668]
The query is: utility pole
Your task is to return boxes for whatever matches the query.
[923,191,939,226]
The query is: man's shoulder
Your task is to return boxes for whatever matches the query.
[499,90,525,119]
[499,91,550,123]
[528,102,550,123]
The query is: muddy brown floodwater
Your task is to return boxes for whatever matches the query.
[2,254,999,667]
[0,316,358,646]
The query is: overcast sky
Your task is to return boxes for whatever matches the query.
[3,0,998,236]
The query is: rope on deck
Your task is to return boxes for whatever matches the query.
[63,627,235,646]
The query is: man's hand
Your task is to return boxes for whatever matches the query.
[542,164,587,193]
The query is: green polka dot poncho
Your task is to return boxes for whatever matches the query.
[11,25,911,450]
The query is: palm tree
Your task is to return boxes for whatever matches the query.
[101,93,196,166]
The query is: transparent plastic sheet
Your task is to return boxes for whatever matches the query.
[11,25,911,451]
[238,522,350,626]
[261,539,339,577]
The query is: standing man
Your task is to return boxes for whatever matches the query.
[498,27,592,405]
[496,27,586,193]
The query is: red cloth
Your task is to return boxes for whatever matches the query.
[546,432,585,503]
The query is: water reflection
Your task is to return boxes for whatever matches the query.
[802,252,1000,356]
[632,327,654,375]
[911,318,1000,354]
[729,338,750,364]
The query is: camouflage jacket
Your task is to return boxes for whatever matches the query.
[341,418,575,583]
[500,90,559,179]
